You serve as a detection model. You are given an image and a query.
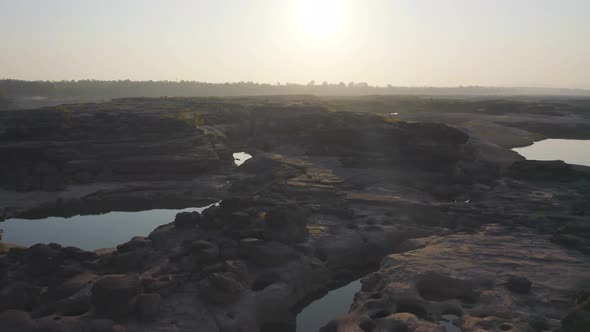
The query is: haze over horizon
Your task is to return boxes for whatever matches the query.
[1,0,589,89]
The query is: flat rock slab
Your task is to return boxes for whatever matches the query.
[330,226,590,332]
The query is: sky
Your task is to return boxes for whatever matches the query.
[1,0,589,88]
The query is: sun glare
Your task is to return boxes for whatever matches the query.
[295,0,345,39]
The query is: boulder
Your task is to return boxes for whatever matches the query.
[240,241,299,267]
[35,317,68,332]
[254,283,294,328]
[61,246,98,261]
[189,240,219,266]
[135,293,161,321]
[116,237,152,253]
[0,282,37,312]
[563,300,590,332]
[174,211,202,228]
[252,272,281,291]
[100,249,152,273]
[264,205,309,245]
[55,292,91,316]
[24,243,64,276]
[505,275,532,294]
[224,260,249,282]
[0,310,37,332]
[199,272,244,305]
[52,272,97,300]
[91,275,141,319]
[148,224,176,249]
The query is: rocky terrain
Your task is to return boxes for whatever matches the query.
[0,96,589,332]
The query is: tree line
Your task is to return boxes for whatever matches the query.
[1,79,589,100]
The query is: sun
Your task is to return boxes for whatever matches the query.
[295,0,345,39]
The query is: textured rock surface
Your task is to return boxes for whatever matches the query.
[322,226,590,332]
[91,275,142,319]
[1,96,590,332]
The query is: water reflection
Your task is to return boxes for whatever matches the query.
[233,152,252,166]
[296,279,360,332]
[1,203,218,251]
[512,139,590,167]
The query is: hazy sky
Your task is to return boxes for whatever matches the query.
[1,0,589,88]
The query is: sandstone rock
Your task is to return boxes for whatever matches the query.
[52,272,97,300]
[35,317,67,332]
[55,292,91,316]
[314,230,366,269]
[86,318,125,332]
[199,272,244,305]
[563,304,590,332]
[141,276,171,295]
[100,249,152,273]
[0,310,37,332]
[240,241,299,267]
[148,224,176,249]
[116,236,152,253]
[91,275,141,319]
[61,246,98,261]
[238,237,264,254]
[252,272,281,291]
[505,275,532,294]
[358,315,377,332]
[218,239,239,260]
[188,240,219,266]
[24,243,64,275]
[135,293,161,321]
[264,205,309,245]
[386,313,443,332]
[174,211,202,228]
[224,260,249,282]
[0,282,37,311]
[255,283,294,328]
[328,228,590,332]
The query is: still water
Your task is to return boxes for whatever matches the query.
[296,279,361,332]
[295,278,464,332]
[0,203,217,251]
[512,139,590,167]
[233,152,252,166]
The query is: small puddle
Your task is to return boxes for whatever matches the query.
[439,314,461,332]
[233,152,252,166]
[296,279,361,332]
[0,202,219,251]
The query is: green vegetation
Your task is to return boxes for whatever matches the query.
[375,113,401,124]
[160,110,206,128]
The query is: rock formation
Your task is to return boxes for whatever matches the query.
[1,96,589,331]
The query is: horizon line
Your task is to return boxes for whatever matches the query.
[2,78,589,92]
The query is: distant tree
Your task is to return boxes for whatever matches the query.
[0,88,14,110]
[307,80,316,86]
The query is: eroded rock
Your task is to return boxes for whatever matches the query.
[324,227,590,332]
[91,275,141,319]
